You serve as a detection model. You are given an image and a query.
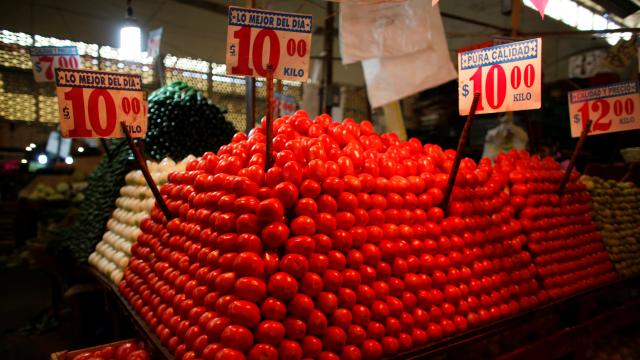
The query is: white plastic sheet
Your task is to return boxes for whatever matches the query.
[339,0,433,65]
[361,3,456,108]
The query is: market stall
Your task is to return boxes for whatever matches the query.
[0,1,639,360]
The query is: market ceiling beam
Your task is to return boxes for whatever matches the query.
[441,11,511,34]
[520,27,640,36]
[174,0,227,15]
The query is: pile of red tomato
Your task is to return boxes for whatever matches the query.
[71,341,149,360]
[119,112,612,360]
[495,151,617,299]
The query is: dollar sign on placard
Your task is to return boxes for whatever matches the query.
[462,84,469,97]
[573,113,580,123]
[63,106,70,120]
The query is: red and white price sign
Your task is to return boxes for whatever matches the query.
[568,81,640,137]
[275,93,297,115]
[226,6,312,81]
[30,46,81,82]
[458,38,542,115]
[55,69,147,138]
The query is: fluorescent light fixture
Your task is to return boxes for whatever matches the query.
[65,156,74,165]
[120,24,142,60]
[20,159,27,164]
[37,154,48,165]
[29,143,36,148]
[78,146,85,153]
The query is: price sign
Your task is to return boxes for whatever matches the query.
[55,69,147,138]
[568,81,640,137]
[30,46,81,82]
[458,38,542,115]
[275,93,297,115]
[226,6,312,81]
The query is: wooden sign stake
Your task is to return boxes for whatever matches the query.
[265,64,275,170]
[558,119,592,197]
[621,162,636,183]
[120,122,173,220]
[442,92,481,212]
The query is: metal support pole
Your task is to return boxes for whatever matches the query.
[321,2,334,115]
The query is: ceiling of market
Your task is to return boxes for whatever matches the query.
[1,0,637,85]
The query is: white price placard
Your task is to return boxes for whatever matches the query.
[458,38,542,115]
[226,6,312,81]
[568,81,640,137]
[30,46,81,82]
[55,69,147,138]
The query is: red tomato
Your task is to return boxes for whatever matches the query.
[267,272,298,301]
[331,308,353,329]
[360,339,383,360]
[278,340,303,360]
[261,297,287,321]
[245,344,276,360]
[323,326,347,352]
[227,300,261,327]
[284,317,307,340]
[255,320,286,345]
[115,343,137,360]
[300,180,322,198]
[316,292,339,315]
[288,293,315,318]
[233,252,265,277]
[220,325,254,352]
[256,199,285,223]
[381,336,400,357]
[302,335,323,358]
[126,350,150,360]
[427,323,443,341]
[234,277,267,302]
[308,309,329,335]
[213,348,246,360]
[201,344,223,360]
[273,181,299,208]
[100,346,115,359]
[295,198,319,217]
[71,352,93,360]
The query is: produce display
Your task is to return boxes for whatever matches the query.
[53,82,235,263]
[51,139,132,262]
[494,151,617,299]
[581,175,640,277]
[22,181,86,203]
[69,340,150,360]
[89,157,193,284]
[145,81,237,161]
[120,112,545,360]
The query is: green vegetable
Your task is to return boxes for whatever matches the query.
[144,81,237,160]
[49,140,131,261]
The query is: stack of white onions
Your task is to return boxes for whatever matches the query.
[88,156,194,283]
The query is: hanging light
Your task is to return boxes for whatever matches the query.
[77,146,85,153]
[120,0,141,60]
[65,156,74,165]
[37,154,48,165]
[20,159,27,164]
[29,143,36,148]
